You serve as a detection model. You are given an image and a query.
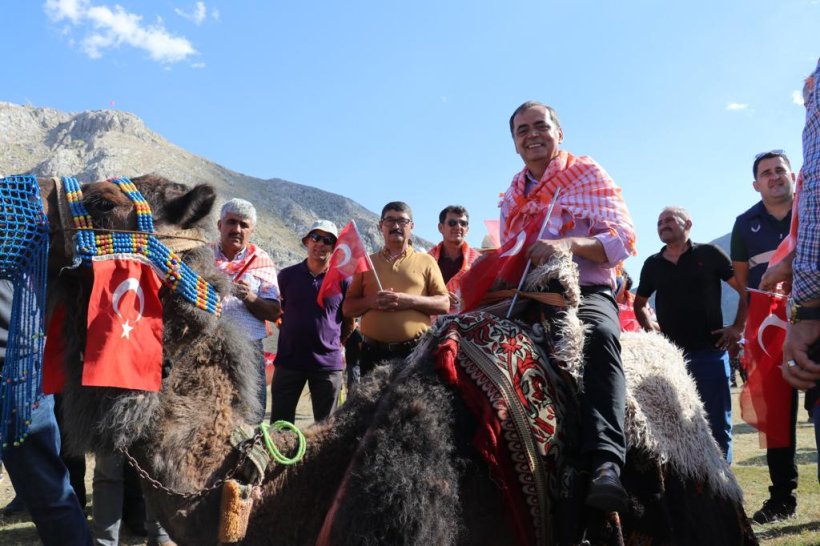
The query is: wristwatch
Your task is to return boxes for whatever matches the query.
[787,298,820,323]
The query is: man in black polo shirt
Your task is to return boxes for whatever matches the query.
[731,150,798,523]
[634,207,747,462]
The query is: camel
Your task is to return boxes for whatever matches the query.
[23,175,757,545]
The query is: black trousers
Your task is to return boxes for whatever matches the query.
[767,389,798,500]
[269,367,344,424]
[359,340,416,377]
[578,287,627,465]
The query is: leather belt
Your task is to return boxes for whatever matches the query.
[362,335,419,353]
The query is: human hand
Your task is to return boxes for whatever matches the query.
[711,324,743,352]
[448,291,460,311]
[781,321,820,390]
[527,238,570,266]
[375,289,400,311]
[233,279,257,303]
[759,260,793,293]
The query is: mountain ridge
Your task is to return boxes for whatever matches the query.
[0,101,432,266]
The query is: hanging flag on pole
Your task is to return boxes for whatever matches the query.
[739,288,792,448]
[460,205,550,313]
[316,221,374,307]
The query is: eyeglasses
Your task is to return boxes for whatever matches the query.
[381,217,412,227]
[446,219,468,227]
[308,232,336,245]
[754,149,786,160]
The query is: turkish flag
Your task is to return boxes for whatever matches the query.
[460,208,547,312]
[316,221,370,308]
[740,289,792,448]
[83,258,164,391]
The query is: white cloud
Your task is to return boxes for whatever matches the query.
[43,0,197,64]
[792,90,805,106]
[174,2,208,26]
[191,61,206,69]
[726,103,749,111]
[44,0,87,23]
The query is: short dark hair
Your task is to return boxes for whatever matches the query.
[753,151,791,178]
[381,201,413,220]
[509,101,562,135]
[438,205,469,224]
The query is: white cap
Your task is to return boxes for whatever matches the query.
[302,219,339,245]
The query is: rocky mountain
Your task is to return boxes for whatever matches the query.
[0,101,431,266]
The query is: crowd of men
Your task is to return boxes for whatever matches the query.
[2,61,819,544]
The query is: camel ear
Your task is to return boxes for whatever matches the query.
[163,184,217,229]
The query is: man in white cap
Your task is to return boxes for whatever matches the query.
[270,220,355,424]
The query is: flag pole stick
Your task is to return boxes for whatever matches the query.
[353,220,383,291]
[506,187,562,319]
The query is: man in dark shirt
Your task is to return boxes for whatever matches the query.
[427,206,480,313]
[270,220,354,424]
[731,150,798,523]
[634,207,747,462]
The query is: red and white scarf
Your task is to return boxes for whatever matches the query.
[213,243,278,285]
[501,150,636,254]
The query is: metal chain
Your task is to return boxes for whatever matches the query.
[118,432,263,500]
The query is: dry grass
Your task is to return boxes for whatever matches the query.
[0,386,817,545]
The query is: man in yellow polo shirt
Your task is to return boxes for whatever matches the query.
[343,201,449,376]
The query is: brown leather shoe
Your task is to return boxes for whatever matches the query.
[586,462,628,513]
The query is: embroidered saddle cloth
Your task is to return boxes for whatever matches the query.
[435,311,576,546]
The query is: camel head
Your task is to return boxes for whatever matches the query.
[44,175,260,458]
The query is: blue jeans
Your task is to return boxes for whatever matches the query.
[685,350,733,463]
[1,394,92,545]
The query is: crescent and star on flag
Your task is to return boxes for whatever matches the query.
[111,277,145,340]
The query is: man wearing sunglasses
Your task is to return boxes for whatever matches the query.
[271,220,355,424]
[343,202,449,376]
[730,150,798,524]
[428,205,481,313]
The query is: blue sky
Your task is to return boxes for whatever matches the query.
[1,1,817,276]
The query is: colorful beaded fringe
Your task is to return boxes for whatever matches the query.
[63,177,221,316]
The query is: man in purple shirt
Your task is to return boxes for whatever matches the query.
[270,220,355,424]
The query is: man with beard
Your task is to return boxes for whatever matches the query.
[343,202,449,376]
[634,206,747,462]
[428,205,481,313]
[270,220,354,424]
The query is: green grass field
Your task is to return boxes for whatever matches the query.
[733,389,819,545]
[0,387,817,544]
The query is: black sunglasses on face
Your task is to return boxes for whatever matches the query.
[447,219,468,227]
[308,232,336,245]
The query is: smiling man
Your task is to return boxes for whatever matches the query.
[213,198,281,421]
[499,101,637,513]
[271,220,354,425]
[343,201,448,376]
[731,150,799,524]
[635,206,747,463]
[428,205,480,312]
